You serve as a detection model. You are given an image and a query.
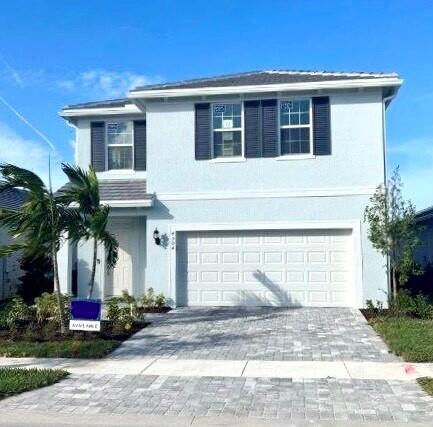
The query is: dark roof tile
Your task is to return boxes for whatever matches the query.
[131,69,398,92]
[57,180,151,202]
[63,98,131,111]
[0,188,27,210]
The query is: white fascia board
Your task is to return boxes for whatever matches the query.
[60,103,143,118]
[157,186,377,202]
[128,78,403,100]
[101,199,154,208]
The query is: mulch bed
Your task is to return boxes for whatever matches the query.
[0,320,148,342]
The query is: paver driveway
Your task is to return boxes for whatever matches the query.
[2,308,433,423]
[110,307,397,361]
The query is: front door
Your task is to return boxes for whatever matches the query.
[105,218,139,297]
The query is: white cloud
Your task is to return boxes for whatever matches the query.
[388,138,433,158]
[388,137,433,210]
[0,122,66,191]
[57,70,161,99]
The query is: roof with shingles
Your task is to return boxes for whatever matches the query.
[63,98,131,110]
[57,180,151,202]
[416,206,433,222]
[0,188,27,210]
[62,69,400,110]
[131,69,399,92]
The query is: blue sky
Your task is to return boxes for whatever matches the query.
[0,0,432,208]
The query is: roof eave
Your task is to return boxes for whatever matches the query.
[128,77,403,100]
[59,103,144,119]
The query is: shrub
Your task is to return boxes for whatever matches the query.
[366,290,433,320]
[141,287,156,308]
[4,297,32,327]
[154,293,166,308]
[365,299,384,317]
[34,292,69,324]
[412,294,433,319]
[389,290,414,317]
[105,296,134,333]
[18,255,53,303]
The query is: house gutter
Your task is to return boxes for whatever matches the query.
[382,92,397,302]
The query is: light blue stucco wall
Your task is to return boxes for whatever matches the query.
[145,195,388,307]
[68,87,389,306]
[146,89,384,194]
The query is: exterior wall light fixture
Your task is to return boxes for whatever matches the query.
[153,228,161,246]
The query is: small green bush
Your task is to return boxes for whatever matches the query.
[34,292,69,324]
[389,290,433,319]
[105,295,134,332]
[412,294,433,319]
[140,287,156,308]
[4,297,31,327]
[365,299,384,317]
[369,290,433,320]
[154,293,166,308]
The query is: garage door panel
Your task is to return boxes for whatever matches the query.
[177,229,354,307]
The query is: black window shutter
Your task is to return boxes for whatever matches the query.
[91,122,105,171]
[313,97,331,155]
[134,120,146,171]
[195,103,212,160]
[244,100,262,158]
[262,99,278,157]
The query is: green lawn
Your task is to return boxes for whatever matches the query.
[0,339,121,358]
[370,317,433,362]
[418,377,433,396]
[0,368,68,399]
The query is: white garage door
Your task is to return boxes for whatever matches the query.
[177,229,354,307]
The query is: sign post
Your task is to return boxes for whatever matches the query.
[69,299,102,332]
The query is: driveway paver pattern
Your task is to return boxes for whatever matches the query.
[110,307,397,361]
[1,374,432,422]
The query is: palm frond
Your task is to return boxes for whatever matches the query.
[0,163,46,194]
[101,230,119,270]
[59,163,100,213]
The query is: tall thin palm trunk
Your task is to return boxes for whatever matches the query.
[52,241,66,334]
[88,238,98,299]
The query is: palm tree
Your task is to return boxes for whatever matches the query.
[59,164,118,299]
[0,164,79,333]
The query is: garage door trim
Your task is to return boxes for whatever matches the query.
[168,221,363,308]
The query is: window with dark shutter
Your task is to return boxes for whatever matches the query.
[134,120,146,171]
[244,99,278,158]
[91,122,105,171]
[195,103,212,160]
[313,97,331,155]
[262,99,278,157]
[244,100,261,158]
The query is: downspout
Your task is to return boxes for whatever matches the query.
[382,93,395,302]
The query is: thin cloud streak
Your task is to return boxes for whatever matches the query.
[0,122,65,191]
[0,55,23,87]
[0,95,56,152]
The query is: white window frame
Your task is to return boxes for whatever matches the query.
[278,97,314,159]
[105,120,134,171]
[210,101,245,162]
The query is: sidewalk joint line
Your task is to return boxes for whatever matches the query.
[241,360,248,377]
[139,358,158,375]
[342,360,352,379]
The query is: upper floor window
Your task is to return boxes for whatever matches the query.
[279,99,312,155]
[106,121,133,169]
[212,103,242,158]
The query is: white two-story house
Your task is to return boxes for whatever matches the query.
[58,70,402,308]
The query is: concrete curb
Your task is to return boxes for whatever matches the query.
[0,409,431,427]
